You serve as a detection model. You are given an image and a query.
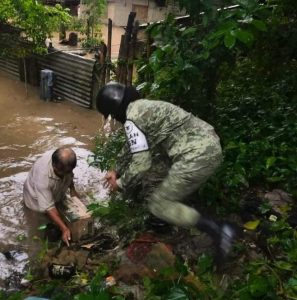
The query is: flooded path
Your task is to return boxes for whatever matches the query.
[0,71,107,288]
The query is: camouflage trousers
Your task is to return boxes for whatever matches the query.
[119,116,223,228]
[147,151,222,228]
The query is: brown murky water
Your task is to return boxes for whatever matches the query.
[0,71,108,287]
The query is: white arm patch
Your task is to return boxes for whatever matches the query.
[124,120,149,153]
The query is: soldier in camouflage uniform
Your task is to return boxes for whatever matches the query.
[96,82,236,259]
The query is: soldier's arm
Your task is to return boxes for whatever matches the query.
[116,150,152,190]
[115,143,132,177]
[115,119,152,190]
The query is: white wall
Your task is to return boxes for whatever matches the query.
[106,0,184,27]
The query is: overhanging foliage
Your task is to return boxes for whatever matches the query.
[0,0,71,56]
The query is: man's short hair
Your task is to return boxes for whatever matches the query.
[52,147,77,171]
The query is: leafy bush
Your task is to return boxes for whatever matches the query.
[212,59,297,198]
[82,37,103,51]
[67,17,86,34]
[90,129,126,172]
[0,1,70,55]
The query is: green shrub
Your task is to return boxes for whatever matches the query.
[214,59,297,198]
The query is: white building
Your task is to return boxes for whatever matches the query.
[77,0,184,58]
[103,0,183,26]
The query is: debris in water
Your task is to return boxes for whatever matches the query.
[48,263,76,279]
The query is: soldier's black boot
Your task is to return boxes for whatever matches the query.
[196,217,236,264]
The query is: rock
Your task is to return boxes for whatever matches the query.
[143,243,176,272]
[115,262,153,283]
[115,237,176,284]
[51,249,89,270]
[264,189,292,214]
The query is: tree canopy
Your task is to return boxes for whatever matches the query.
[0,0,70,56]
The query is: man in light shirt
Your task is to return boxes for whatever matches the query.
[23,147,80,246]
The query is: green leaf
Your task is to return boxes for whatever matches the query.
[16,234,27,241]
[274,261,293,271]
[287,278,297,291]
[112,296,125,300]
[270,220,289,231]
[258,202,272,214]
[202,14,208,27]
[224,33,236,48]
[181,27,197,37]
[248,276,270,297]
[161,44,174,54]
[143,276,152,289]
[244,220,260,230]
[166,287,189,300]
[225,141,239,150]
[75,291,109,300]
[266,156,276,169]
[38,224,47,231]
[266,176,283,182]
[88,204,110,217]
[97,263,109,277]
[159,266,176,278]
[217,20,237,32]
[235,173,249,187]
[175,258,189,276]
[252,20,267,32]
[199,50,210,60]
[233,29,254,45]
[137,64,147,73]
[197,253,213,274]
[136,81,148,90]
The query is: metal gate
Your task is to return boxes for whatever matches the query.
[37,51,95,108]
[0,56,19,78]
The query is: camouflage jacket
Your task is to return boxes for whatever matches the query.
[116,99,221,191]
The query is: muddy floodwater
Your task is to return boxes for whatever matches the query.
[0,71,108,289]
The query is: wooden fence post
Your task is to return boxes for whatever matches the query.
[106,18,112,83]
[127,20,139,86]
[117,11,136,85]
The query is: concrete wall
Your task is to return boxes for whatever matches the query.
[101,0,184,26]
[78,0,184,59]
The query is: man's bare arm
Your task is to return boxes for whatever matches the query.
[47,207,71,246]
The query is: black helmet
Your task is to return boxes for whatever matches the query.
[96,82,125,119]
[96,82,141,123]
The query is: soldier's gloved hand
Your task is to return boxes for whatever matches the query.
[62,227,71,247]
[104,170,119,192]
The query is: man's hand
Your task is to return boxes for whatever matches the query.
[104,170,119,192]
[61,227,71,247]
[47,207,72,247]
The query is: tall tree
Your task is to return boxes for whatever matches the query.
[80,0,106,39]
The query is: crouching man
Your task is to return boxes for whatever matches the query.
[23,147,80,246]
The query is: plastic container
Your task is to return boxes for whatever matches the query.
[40,69,54,101]
[48,263,76,279]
